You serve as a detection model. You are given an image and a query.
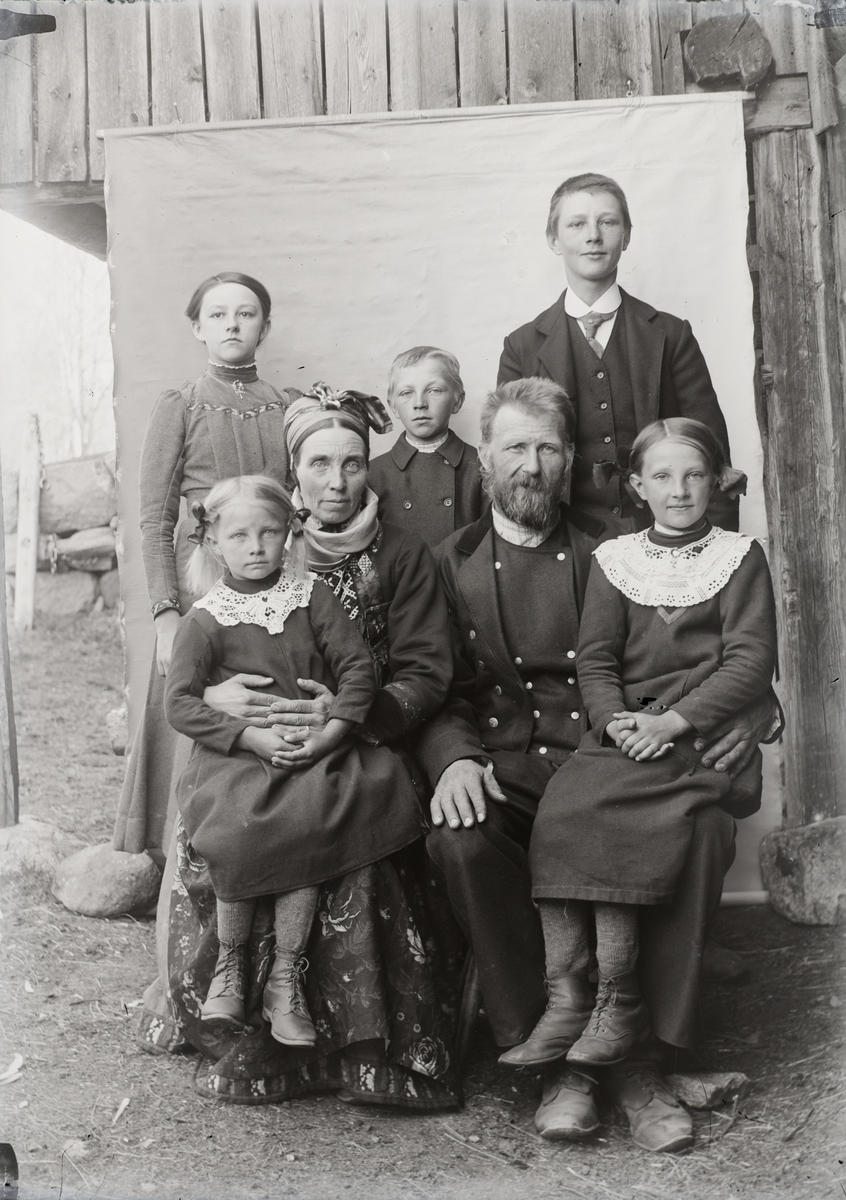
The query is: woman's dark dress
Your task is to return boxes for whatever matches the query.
[137,523,463,1108]
[530,527,777,905]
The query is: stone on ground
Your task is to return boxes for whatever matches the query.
[52,844,161,918]
[98,567,121,610]
[0,816,84,881]
[34,571,97,616]
[760,817,846,925]
[666,1072,750,1111]
[106,705,128,756]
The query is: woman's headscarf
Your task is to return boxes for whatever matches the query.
[284,381,392,465]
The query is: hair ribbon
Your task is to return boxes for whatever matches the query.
[187,500,208,544]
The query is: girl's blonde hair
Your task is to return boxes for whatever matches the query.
[186,475,309,598]
[629,418,727,479]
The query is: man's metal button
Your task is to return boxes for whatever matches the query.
[489,717,498,728]
[444,498,453,507]
[403,500,412,509]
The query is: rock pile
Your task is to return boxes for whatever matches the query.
[4,453,120,616]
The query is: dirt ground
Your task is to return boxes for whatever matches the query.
[2,611,845,1200]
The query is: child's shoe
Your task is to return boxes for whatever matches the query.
[499,973,594,1066]
[566,971,650,1067]
[201,939,247,1029]
[262,954,316,1046]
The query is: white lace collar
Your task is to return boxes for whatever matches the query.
[594,526,755,608]
[195,570,315,634]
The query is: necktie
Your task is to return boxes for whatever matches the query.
[580,310,614,358]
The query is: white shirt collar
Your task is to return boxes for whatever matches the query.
[492,506,553,548]
[564,282,622,318]
[404,430,449,454]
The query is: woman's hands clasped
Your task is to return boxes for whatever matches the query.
[203,674,336,769]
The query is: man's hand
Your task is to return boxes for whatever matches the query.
[695,694,778,776]
[430,759,507,830]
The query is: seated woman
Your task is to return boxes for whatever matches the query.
[137,384,461,1109]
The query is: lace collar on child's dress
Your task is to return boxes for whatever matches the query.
[593,526,755,608]
[195,570,315,634]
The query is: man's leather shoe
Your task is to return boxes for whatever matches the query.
[534,1065,600,1141]
[567,971,650,1067]
[499,973,594,1066]
[603,1062,693,1153]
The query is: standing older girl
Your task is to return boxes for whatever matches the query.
[113,272,299,861]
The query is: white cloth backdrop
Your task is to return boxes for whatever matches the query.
[104,94,778,895]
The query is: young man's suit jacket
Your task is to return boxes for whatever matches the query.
[498,287,737,529]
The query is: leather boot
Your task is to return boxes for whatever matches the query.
[566,971,650,1067]
[262,954,316,1046]
[603,1061,693,1153]
[534,1065,600,1141]
[201,939,247,1029]
[499,973,594,1066]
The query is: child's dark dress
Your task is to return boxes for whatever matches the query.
[369,430,483,548]
[530,524,777,905]
[164,568,422,902]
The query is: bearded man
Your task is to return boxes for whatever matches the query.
[417,377,774,1152]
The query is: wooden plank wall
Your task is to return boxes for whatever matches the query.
[0,0,828,187]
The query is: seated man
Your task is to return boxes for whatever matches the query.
[417,377,774,1152]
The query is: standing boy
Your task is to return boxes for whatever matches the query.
[498,173,736,530]
[369,346,484,548]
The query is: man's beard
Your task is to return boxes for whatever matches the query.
[486,468,568,532]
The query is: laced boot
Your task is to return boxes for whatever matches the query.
[200,940,247,1029]
[498,973,594,1066]
[566,970,650,1067]
[262,954,316,1046]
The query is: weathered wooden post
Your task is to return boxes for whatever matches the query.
[0,461,19,828]
[13,413,41,632]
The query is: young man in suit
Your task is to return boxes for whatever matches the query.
[498,173,737,530]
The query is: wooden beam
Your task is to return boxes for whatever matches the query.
[507,0,576,105]
[258,0,324,119]
[14,415,41,634]
[457,0,507,107]
[824,53,846,459]
[201,0,261,122]
[387,0,457,111]
[742,73,812,135]
[323,0,388,115]
[0,461,20,829]
[753,129,846,824]
[574,0,655,100]
[150,0,205,126]
[34,1,86,183]
[0,2,33,185]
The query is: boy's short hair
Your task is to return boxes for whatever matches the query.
[546,173,633,240]
[480,377,576,449]
[387,346,465,406]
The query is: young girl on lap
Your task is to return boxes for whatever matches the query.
[503,418,776,1070]
[164,475,420,1045]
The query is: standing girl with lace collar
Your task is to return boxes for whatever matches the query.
[502,418,777,1086]
[164,474,420,1045]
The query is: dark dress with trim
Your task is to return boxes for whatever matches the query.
[137,523,463,1108]
[530,525,777,905]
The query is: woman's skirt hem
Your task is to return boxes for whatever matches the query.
[531,885,674,905]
